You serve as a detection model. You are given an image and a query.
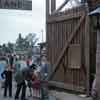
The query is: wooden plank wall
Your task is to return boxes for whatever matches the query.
[47,5,90,93]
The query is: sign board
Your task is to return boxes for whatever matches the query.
[0,0,32,10]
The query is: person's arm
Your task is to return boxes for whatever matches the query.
[1,70,6,79]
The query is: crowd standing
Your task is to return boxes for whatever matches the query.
[0,54,50,100]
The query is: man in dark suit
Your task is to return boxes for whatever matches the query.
[1,66,12,97]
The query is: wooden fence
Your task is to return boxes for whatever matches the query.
[47,5,91,93]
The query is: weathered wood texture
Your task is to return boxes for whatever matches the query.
[47,5,90,93]
[51,0,56,13]
[87,0,100,11]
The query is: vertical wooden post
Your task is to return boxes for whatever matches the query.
[46,0,50,20]
[46,0,50,64]
[51,0,56,13]
[84,12,90,95]
[96,27,100,100]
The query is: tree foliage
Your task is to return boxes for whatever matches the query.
[0,33,38,56]
[7,42,14,53]
[16,33,25,51]
[25,33,38,47]
[0,43,14,54]
[15,33,38,56]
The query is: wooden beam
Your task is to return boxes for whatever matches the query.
[46,0,50,20]
[47,6,87,23]
[47,12,82,23]
[84,15,90,96]
[53,0,70,14]
[51,0,56,13]
[49,13,85,80]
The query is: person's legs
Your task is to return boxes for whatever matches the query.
[8,82,12,97]
[15,83,22,99]
[21,81,26,100]
[4,82,8,97]
[28,81,32,97]
[29,87,32,97]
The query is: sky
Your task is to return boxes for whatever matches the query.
[0,0,46,44]
[0,0,81,44]
[0,9,33,44]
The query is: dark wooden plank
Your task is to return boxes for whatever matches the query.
[51,24,53,65]
[47,12,81,23]
[84,14,90,95]
[61,22,63,50]
[53,23,55,65]
[56,23,58,64]
[80,16,87,74]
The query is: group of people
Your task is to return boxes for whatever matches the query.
[0,55,50,100]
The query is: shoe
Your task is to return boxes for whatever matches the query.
[15,98,19,100]
[21,98,28,100]
[3,96,7,98]
[9,96,12,98]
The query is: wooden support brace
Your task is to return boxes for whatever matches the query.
[49,13,86,80]
[52,0,70,14]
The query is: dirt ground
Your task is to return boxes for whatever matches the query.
[50,90,92,100]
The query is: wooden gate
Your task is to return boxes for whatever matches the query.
[47,5,90,93]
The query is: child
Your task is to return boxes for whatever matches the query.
[32,71,41,98]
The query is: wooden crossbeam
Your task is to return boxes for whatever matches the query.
[52,0,70,14]
[49,13,85,80]
[47,12,81,23]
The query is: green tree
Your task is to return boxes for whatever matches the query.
[15,33,38,56]
[2,43,9,53]
[25,33,38,56]
[7,42,14,53]
[1,43,14,54]
[25,33,38,47]
[16,33,25,51]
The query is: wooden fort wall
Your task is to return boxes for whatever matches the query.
[47,5,91,93]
